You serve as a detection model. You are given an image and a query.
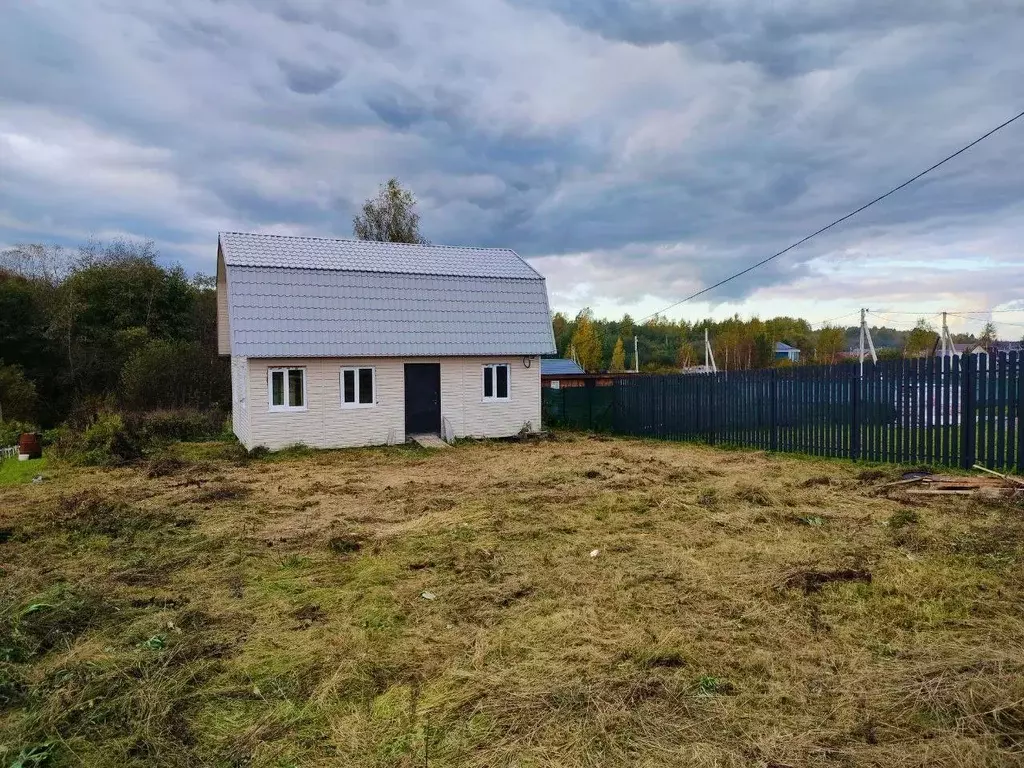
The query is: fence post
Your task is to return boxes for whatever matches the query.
[850,369,860,461]
[587,380,594,431]
[611,378,618,432]
[708,373,717,445]
[1017,353,1024,474]
[961,353,976,470]
[769,369,778,452]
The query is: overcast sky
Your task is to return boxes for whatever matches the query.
[2,0,1024,334]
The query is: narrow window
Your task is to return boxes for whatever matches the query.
[496,364,509,399]
[358,368,374,404]
[288,369,305,407]
[271,370,285,407]
[482,364,510,401]
[343,369,356,404]
[340,367,376,407]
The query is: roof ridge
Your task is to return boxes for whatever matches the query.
[229,264,543,280]
[218,231,519,255]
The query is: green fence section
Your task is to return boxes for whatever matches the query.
[541,352,1024,472]
[542,386,615,432]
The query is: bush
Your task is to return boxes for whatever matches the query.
[120,339,229,411]
[48,409,226,465]
[49,413,141,466]
[126,409,225,443]
[0,363,38,423]
[0,419,36,448]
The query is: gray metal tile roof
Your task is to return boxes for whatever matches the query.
[541,358,585,376]
[220,231,542,279]
[220,233,556,358]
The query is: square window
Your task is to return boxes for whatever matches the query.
[269,368,306,411]
[482,364,510,401]
[341,367,376,408]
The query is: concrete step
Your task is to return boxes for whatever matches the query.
[409,433,450,449]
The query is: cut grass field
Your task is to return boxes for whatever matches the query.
[2,435,1023,767]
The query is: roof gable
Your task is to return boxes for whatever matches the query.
[218,232,541,280]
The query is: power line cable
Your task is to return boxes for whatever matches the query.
[639,107,1024,322]
[880,308,1024,314]
[949,312,1024,328]
[810,311,861,327]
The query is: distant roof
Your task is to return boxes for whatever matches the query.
[541,358,586,376]
[775,341,798,351]
[992,340,1024,352]
[219,231,542,280]
[219,233,556,358]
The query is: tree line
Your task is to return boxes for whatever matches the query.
[553,310,998,373]
[0,239,228,428]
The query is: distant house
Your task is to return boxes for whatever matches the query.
[217,232,556,450]
[936,342,986,358]
[541,358,584,389]
[775,341,800,363]
[540,358,615,388]
[989,340,1024,355]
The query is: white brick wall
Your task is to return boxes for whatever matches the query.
[230,356,252,449]
[243,356,541,450]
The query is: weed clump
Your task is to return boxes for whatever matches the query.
[734,483,778,507]
[147,454,188,478]
[695,675,734,695]
[192,482,249,503]
[1,585,112,662]
[328,536,363,555]
[856,468,888,483]
[48,491,170,537]
[888,509,920,529]
[696,488,719,509]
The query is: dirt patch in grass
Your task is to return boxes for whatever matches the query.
[781,567,873,595]
[1,436,1023,767]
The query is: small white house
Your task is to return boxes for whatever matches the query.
[775,341,801,363]
[217,232,556,450]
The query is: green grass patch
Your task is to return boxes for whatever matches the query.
[0,457,47,486]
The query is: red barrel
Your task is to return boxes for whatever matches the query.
[18,433,42,460]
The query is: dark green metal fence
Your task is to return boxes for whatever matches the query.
[541,352,1024,471]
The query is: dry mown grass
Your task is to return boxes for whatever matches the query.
[2,436,1024,767]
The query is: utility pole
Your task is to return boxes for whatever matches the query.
[859,308,877,376]
[704,328,717,373]
[634,335,639,373]
[859,309,865,376]
[937,309,954,358]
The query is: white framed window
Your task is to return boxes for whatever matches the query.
[341,367,376,408]
[268,367,307,412]
[482,363,510,401]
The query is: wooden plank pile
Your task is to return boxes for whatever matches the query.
[880,465,1024,497]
